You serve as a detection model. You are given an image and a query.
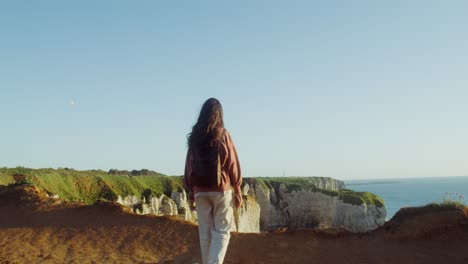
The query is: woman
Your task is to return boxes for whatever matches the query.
[184,98,242,264]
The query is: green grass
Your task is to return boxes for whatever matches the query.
[0,167,183,204]
[338,189,385,207]
[247,177,384,208]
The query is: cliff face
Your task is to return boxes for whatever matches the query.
[309,178,345,191]
[117,177,385,233]
[247,182,386,232]
[233,197,261,233]
[332,202,386,232]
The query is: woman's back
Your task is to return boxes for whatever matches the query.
[184,98,242,264]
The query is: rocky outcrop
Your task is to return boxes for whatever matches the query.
[233,197,261,233]
[117,195,140,208]
[159,195,178,216]
[171,191,194,221]
[141,197,159,215]
[116,190,196,221]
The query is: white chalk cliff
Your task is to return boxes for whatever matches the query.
[117,178,386,233]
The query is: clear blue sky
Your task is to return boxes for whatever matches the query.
[1,1,467,179]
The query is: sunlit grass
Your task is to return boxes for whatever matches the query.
[0,167,183,204]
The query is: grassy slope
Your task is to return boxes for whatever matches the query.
[0,167,183,204]
[0,174,14,186]
[1,167,384,207]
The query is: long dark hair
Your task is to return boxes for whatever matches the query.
[187,98,225,149]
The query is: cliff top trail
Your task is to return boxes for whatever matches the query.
[1,185,467,264]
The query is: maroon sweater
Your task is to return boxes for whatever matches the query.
[184,128,242,199]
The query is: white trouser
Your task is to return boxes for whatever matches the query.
[195,191,233,264]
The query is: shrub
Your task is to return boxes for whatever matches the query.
[441,192,466,206]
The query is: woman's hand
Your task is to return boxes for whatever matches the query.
[234,192,243,208]
[188,199,196,211]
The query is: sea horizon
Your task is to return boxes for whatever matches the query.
[345,176,468,220]
[344,175,468,181]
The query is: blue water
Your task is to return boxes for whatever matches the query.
[345,176,468,220]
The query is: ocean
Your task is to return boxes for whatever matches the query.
[344,176,468,220]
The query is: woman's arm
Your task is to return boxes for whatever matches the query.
[184,147,194,201]
[224,130,243,208]
[224,131,242,193]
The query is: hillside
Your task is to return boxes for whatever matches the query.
[0,167,184,204]
[0,184,467,264]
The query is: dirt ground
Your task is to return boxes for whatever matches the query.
[1,185,467,264]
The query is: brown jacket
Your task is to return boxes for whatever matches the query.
[184,128,242,199]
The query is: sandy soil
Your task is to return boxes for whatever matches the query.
[1,185,467,264]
